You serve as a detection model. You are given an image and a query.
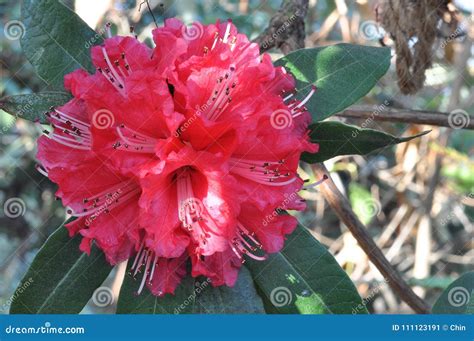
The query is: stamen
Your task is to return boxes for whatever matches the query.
[303,174,328,190]
[289,85,316,109]
[115,125,156,153]
[122,52,133,74]
[99,47,130,96]
[137,250,152,294]
[229,158,298,187]
[176,169,218,253]
[67,182,139,218]
[102,48,124,87]
[229,222,266,262]
[52,109,91,129]
[283,92,295,102]
[48,133,91,150]
[148,253,159,284]
[105,22,112,38]
[130,243,145,271]
[204,66,236,121]
[222,20,232,43]
[129,243,160,295]
[35,164,49,177]
[211,32,219,50]
[177,169,202,230]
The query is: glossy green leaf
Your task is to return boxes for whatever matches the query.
[408,277,457,290]
[9,222,113,314]
[302,121,429,163]
[432,272,474,314]
[246,225,367,314]
[0,92,71,123]
[193,267,265,313]
[21,0,100,90]
[275,44,391,121]
[117,262,264,314]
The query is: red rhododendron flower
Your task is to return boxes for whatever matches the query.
[37,19,318,296]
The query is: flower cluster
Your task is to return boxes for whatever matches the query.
[37,19,317,296]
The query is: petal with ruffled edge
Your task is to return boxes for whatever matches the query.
[147,253,188,296]
[238,203,297,253]
[190,247,241,287]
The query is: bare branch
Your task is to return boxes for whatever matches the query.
[312,163,431,314]
[336,105,473,130]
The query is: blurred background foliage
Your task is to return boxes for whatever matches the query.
[0,0,473,313]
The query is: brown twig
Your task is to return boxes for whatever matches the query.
[336,105,473,130]
[312,163,431,314]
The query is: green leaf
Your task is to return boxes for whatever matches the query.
[408,277,456,290]
[275,44,391,121]
[21,0,100,90]
[9,222,113,314]
[246,225,367,314]
[193,267,265,313]
[117,262,264,314]
[302,121,429,163]
[0,92,72,123]
[432,272,474,314]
